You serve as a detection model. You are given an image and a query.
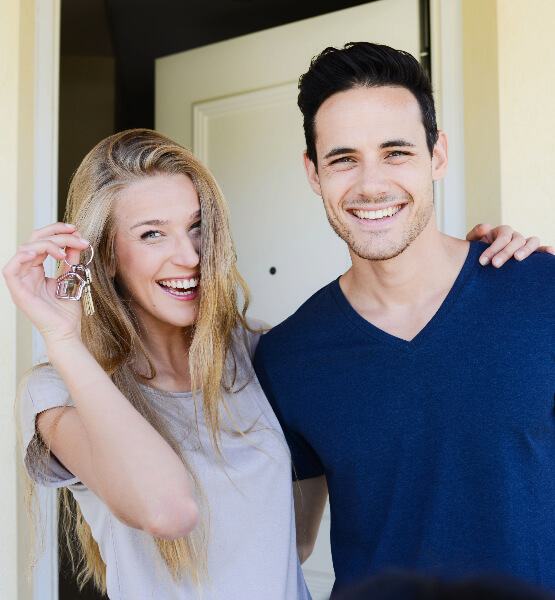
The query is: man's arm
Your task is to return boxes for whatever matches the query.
[466,223,554,267]
[294,475,328,564]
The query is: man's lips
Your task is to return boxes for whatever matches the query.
[348,202,407,224]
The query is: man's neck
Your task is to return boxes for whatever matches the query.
[339,223,470,341]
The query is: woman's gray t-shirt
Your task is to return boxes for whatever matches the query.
[20,324,311,600]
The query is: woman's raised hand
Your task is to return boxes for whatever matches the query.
[3,223,92,346]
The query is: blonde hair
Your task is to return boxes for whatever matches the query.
[22,129,253,592]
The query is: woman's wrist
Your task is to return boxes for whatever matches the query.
[45,335,88,367]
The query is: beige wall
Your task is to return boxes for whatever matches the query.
[497,0,555,241]
[463,0,555,241]
[1,1,35,599]
[462,0,502,230]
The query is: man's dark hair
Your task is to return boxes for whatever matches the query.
[298,42,439,165]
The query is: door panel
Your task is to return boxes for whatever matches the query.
[194,83,350,325]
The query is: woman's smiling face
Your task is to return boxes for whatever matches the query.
[113,173,202,333]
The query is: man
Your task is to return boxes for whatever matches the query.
[253,43,555,594]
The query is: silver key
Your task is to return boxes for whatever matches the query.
[56,243,95,316]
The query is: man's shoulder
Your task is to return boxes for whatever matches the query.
[470,243,555,321]
[475,242,555,291]
[257,279,340,356]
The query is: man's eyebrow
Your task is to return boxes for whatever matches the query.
[380,140,416,149]
[131,219,169,230]
[322,147,357,161]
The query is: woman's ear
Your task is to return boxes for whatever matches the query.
[106,238,117,279]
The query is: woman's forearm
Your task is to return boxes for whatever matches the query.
[45,339,199,539]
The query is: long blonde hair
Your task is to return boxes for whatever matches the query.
[22,129,252,593]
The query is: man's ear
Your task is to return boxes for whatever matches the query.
[432,130,448,181]
[303,150,322,196]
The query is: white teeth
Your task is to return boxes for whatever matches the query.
[352,205,402,220]
[158,277,199,291]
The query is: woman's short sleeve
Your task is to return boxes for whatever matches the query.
[245,317,271,360]
[19,365,79,487]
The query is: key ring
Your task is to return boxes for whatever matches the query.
[62,242,94,269]
[56,242,96,316]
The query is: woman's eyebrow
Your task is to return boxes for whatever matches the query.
[131,219,169,230]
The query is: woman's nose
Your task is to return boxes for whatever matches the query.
[172,236,200,268]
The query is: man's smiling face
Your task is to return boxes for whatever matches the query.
[304,85,448,261]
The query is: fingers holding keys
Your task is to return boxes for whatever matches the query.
[29,221,76,243]
[2,224,91,343]
[15,232,90,280]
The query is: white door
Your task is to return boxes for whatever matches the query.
[156,1,420,597]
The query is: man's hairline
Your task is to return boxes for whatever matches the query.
[307,83,435,169]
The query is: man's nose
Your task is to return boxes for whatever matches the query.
[354,162,390,198]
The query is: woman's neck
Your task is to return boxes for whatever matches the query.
[133,322,195,393]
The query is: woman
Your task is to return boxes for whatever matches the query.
[3,129,546,599]
[5,129,310,599]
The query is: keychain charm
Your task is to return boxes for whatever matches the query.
[56,243,95,316]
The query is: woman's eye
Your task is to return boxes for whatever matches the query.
[140,230,162,240]
[190,220,202,233]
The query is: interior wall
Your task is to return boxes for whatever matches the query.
[497,0,555,241]
[463,0,555,241]
[58,56,115,217]
[462,0,502,231]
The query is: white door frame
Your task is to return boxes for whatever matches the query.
[431,0,466,238]
[32,1,464,597]
[33,0,60,599]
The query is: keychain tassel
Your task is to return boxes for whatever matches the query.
[83,284,95,316]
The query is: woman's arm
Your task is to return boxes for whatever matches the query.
[4,223,198,540]
[293,475,328,564]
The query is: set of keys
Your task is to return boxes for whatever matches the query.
[55,243,95,316]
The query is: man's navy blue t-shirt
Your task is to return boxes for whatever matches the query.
[254,242,555,593]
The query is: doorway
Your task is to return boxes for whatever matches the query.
[50,2,435,599]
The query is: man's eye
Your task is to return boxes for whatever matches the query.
[140,230,162,240]
[387,151,410,158]
[331,156,354,165]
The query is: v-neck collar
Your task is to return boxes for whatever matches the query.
[330,242,481,352]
